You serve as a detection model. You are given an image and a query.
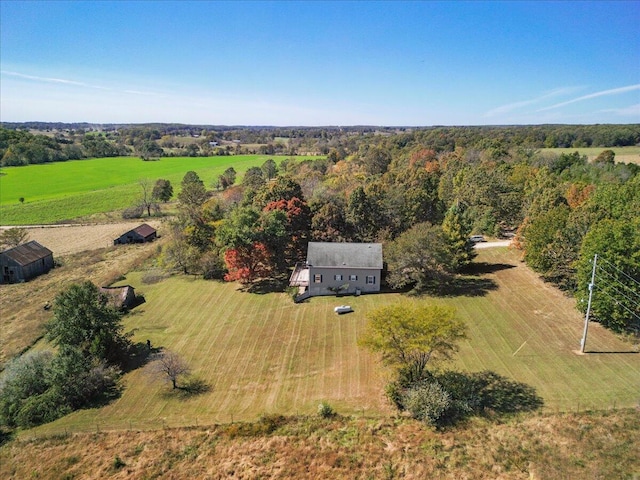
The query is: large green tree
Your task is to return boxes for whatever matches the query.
[152,179,173,203]
[219,167,237,189]
[441,205,476,271]
[346,186,378,242]
[242,166,266,189]
[359,302,465,376]
[261,158,278,181]
[576,217,640,333]
[523,204,570,275]
[46,281,131,366]
[0,351,53,427]
[385,222,456,291]
[216,206,288,281]
[178,171,208,215]
[136,139,164,159]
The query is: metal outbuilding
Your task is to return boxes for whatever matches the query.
[114,224,157,245]
[0,240,54,284]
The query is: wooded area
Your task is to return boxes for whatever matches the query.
[134,123,640,336]
[1,123,639,165]
[2,123,638,334]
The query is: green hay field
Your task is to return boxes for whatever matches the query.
[25,248,639,436]
[0,155,319,225]
[541,146,640,164]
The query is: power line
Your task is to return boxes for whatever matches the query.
[597,256,640,289]
[596,263,640,299]
[581,254,640,351]
[596,288,640,322]
[595,267,640,306]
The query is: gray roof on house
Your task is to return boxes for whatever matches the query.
[307,242,383,269]
[1,240,53,266]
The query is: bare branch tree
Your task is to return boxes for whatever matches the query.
[0,227,29,249]
[150,350,190,389]
[138,178,160,217]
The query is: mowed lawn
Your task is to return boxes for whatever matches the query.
[25,248,639,436]
[0,155,318,224]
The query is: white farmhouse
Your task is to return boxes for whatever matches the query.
[290,242,383,299]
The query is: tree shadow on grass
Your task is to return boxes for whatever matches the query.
[121,342,160,373]
[438,277,499,297]
[159,376,211,399]
[462,262,517,275]
[245,276,289,294]
[585,350,639,355]
[393,369,544,429]
[433,262,516,297]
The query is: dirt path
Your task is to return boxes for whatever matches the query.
[474,240,512,249]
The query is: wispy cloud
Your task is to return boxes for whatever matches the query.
[537,84,640,112]
[2,69,164,98]
[1,70,108,90]
[484,87,581,118]
[124,89,160,96]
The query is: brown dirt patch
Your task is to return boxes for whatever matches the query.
[2,221,162,256]
[0,222,165,368]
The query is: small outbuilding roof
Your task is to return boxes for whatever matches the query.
[1,241,53,266]
[132,224,156,237]
[99,285,135,308]
[306,242,383,269]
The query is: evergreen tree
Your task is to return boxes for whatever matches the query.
[442,205,476,271]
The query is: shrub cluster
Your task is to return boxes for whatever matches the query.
[0,351,121,428]
[0,282,134,429]
[387,367,543,428]
[221,414,288,438]
[317,402,336,419]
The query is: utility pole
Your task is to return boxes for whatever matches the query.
[580,253,597,353]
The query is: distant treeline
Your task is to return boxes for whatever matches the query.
[0,129,129,166]
[1,124,639,167]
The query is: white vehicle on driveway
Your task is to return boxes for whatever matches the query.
[469,235,486,243]
[334,305,353,314]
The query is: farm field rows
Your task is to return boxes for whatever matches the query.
[0,155,320,225]
[25,247,639,437]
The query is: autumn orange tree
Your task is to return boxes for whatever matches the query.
[216,206,288,284]
[223,243,272,284]
[263,197,311,269]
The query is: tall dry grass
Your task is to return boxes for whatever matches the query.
[2,409,638,479]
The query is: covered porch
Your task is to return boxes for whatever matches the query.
[289,262,309,294]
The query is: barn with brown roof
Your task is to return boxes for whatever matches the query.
[114,224,157,245]
[0,240,54,284]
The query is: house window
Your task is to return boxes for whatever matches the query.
[334,274,343,281]
[366,275,376,285]
[314,274,323,283]
[349,274,358,281]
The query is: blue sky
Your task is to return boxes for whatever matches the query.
[1,1,639,126]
